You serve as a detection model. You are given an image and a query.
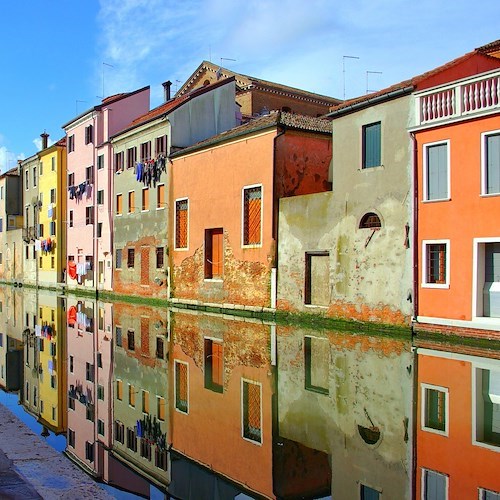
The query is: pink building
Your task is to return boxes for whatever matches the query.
[62,88,150,291]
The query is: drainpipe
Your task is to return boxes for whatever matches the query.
[271,115,286,309]
[410,131,419,328]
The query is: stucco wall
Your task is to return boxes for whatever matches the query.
[277,96,413,325]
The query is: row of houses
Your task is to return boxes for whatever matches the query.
[1,41,500,339]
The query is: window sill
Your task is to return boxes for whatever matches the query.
[304,304,329,309]
[359,164,384,171]
[480,192,500,198]
[174,247,189,252]
[156,207,165,211]
[204,278,223,282]
[421,425,448,437]
[242,243,262,249]
[421,283,449,289]
[422,198,451,203]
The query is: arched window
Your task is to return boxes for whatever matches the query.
[359,212,381,229]
[203,79,210,86]
[282,106,291,112]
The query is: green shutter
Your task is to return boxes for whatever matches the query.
[363,122,381,168]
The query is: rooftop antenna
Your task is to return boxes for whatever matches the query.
[175,79,182,93]
[220,57,236,67]
[366,71,382,94]
[97,62,114,99]
[343,55,359,100]
[76,100,87,115]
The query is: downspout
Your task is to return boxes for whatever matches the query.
[410,131,419,328]
[271,116,286,309]
[93,113,98,296]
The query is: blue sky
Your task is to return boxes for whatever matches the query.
[0,0,499,173]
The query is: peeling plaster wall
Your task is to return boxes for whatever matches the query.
[277,96,413,325]
[277,326,413,499]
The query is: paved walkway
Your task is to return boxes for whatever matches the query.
[0,403,113,499]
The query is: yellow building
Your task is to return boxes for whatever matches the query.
[37,135,67,284]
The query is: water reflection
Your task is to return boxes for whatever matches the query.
[0,284,499,499]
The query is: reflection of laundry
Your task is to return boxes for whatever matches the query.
[35,240,42,252]
[48,359,54,374]
[76,263,87,276]
[67,305,77,326]
[48,203,54,218]
[35,325,42,337]
[68,261,77,280]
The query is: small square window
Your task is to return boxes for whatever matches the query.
[422,384,448,435]
[422,240,449,288]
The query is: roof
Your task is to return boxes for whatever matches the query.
[477,38,500,55]
[61,85,150,129]
[111,77,236,139]
[170,110,331,158]
[177,61,341,105]
[329,43,500,117]
[0,165,20,178]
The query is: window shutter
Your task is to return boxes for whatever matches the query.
[487,134,500,194]
[427,143,448,200]
[363,122,381,168]
[425,470,446,499]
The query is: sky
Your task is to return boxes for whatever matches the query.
[0,0,499,174]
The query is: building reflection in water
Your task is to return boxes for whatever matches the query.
[1,284,500,499]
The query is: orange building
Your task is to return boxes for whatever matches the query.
[170,111,332,308]
[412,53,500,339]
[415,343,500,499]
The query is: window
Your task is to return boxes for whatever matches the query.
[85,441,94,462]
[116,194,123,215]
[140,438,152,460]
[155,135,167,155]
[156,183,165,209]
[98,419,105,436]
[85,125,93,145]
[69,210,74,228]
[97,190,104,205]
[0,219,2,233]
[482,132,500,195]
[115,326,122,346]
[97,154,104,170]
[97,385,104,400]
[156,247,164,269]
[243,185,262,245]
[50,342,57,357]
[175,360,189,413]
[205,228,223,279]
[127,147,137,169]
[304,251,330,306]
[142,390,150,414]
[127,427,137,451]
[175,198,189,249]
[50,188,56,204]
[97,222,102,238]
[140,141,151,161]
[68,397,76,411]
[68,134,75,152]
[242,380,262,443]
[422,469,448,500]
[86,362,94,382]
[50,221,56,236]
[86,404,95,422]
[128,191,135,214]
[68,172,74,186]
[85,206,94,225]
[422,241,449,288]
[142,188,149,211]
[68,429,75,448]
[157,396,166,421]
[116,380,123,400]
[359,212,381,229]
[204,339,223,393]
[422,384,448,435]
[480,488,500,500]
[305,336,329,395]
[360,485,380,500]
[33,166,37,187]
[115,151,124,172]
[482,242,500,318]
[51,157,55,171]
[114,421,125,444]
[424,141,449,201]
[38,224,44,237]
[115,249,122,269]
[84,167,93,186]
[474,368,500,447]
[128,384,136,407]
[127,330,135,350]
[362,122,381,168]
[155,448,168,471]
[127,248,135,268]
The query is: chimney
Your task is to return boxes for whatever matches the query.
[162,81,172,102]
[41,132,49,150]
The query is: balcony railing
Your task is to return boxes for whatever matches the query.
[416,70,500,126]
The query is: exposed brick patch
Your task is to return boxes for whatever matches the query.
[414,322,500,342]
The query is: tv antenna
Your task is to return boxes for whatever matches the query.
[366,71,382,94]
[97,62,114,99]
[342,55,359,100]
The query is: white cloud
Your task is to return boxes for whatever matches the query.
[33,136,55,152]
[0,146,23,175]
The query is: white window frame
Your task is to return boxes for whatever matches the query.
[421,383,449,437]
[241,184,263,248]
[481,129,500,196]
[422,239,450,289]
[174,197,189,251]
[174,359,189,415]
[423,140,450,202]
[479,487,500,499]
[421,468,449,500]
[241,378,263,446]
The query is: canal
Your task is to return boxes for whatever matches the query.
[0,285,499,499]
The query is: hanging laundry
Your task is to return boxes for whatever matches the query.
[35,239,42,252]
[35,325,42,337]
[68,261,77,280]
[47,203,53,219]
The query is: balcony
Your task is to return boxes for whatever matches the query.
[415,69,500,126]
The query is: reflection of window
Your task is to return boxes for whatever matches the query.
[360,484,380,500]
[85,206,94,225]
[85,441,94,462]
[243,185,262,246]
[475,369,500,448]
[175,360,189,413]
[116,380,123,400]
[157,397,166,421]
[142,390,150,414]
[305,252,330,306]
[114,421,124,444]
[68,429,75,448]
[98,419,105,436]
[422,384,448,435]
[204,339,223,393]
[242,379,262,444]
[85,362,94,382]
[129,384,136,407]
[140,438,152,460]
[205,228,223,279]
[127,427,137,452]
[305,336,329,395]
[422,469,447,500]
[155,448,167,470]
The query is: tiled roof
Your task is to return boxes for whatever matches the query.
[170,111,331,158]
[329,45,500,116]
[477,39,500,54]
